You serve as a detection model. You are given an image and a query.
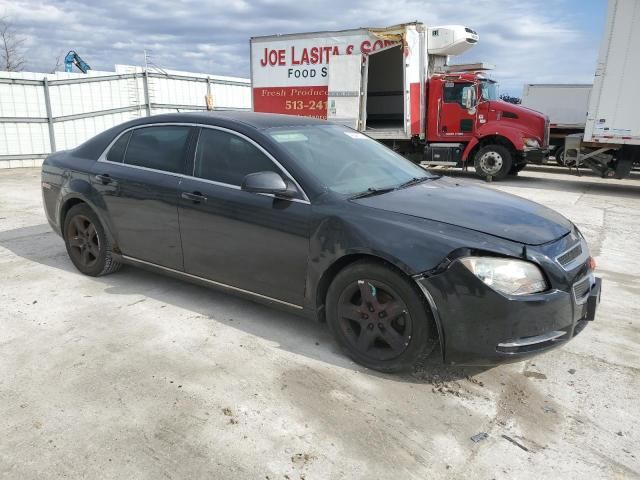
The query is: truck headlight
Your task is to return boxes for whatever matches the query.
[459,257,548,295]
[523,138,540,148]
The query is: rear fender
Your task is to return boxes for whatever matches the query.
[58,177,118,247]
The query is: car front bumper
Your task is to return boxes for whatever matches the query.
[415,261,601,366]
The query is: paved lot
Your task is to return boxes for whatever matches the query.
[1,166,639,479]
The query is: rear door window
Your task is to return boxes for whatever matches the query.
[193,128,280,186]
[123,126,191,173]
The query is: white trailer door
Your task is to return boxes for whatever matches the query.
[327,54,365,129]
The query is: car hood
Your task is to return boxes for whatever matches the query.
[351,177,572,245]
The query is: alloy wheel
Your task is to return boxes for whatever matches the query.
[337,279,413,361]
[67,215,100,268]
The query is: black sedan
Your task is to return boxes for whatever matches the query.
[41,112,601,372]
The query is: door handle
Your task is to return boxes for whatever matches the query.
[181,191,207,203]
[94,174,113,184]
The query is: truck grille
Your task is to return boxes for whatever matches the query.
[572,274,592,305]
[557,243,582,267]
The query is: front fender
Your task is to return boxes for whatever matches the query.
[461,137,480,162]
[462,125,529,161]
[305,202,524,312]
[476,124,527,151]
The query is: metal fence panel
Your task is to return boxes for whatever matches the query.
[0,122,50,155]
[0,65,251,168]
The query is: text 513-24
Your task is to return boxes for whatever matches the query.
[285,100,326,111]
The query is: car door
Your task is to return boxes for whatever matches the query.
[437,81,476,140]
[92,124,195,270]
[177,126,311,306]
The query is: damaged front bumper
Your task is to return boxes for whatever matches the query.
[415,261,601,366]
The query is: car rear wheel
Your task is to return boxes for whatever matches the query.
[63,203,121,276]
[326,261,435,372]
[474,144,512,180]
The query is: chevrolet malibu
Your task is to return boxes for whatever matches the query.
[41,112,601,372]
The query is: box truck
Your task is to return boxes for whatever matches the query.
[562,0,640,179]
[251,22,550,180]
[521,84,591,166]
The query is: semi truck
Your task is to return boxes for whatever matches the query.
[561,0,640,179]
[250,22,550,180]
[521,84,591,166]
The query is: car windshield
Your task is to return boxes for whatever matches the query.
[267,124,433,195]
[480,80,499,101]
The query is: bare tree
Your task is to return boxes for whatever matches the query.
[0,17,27,72]
[50,51,64,73]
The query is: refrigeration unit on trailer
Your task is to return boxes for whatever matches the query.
[251,22,550,180]
[563,0,640,179]
[522,84,591,166]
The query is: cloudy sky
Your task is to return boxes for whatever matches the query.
[1,0,607,95]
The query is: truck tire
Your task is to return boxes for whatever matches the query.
[474,145,512,180]
[508,163,527,175]
[614,146,638,179]
[554,146,566,166]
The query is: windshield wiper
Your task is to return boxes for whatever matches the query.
[349,186,396,200]
[396,175,439,189]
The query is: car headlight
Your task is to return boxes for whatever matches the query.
[459,257,548,295]
[523,138,540,148]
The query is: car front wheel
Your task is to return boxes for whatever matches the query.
[63,203,121,277]
[326,261,436,372]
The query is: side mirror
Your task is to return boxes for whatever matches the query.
[241,171,296,198]
[462,86,477,113]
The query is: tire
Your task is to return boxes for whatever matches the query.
[63,203,121,277]
[474,144,512,180]
[508,163,527,175]
[326,261,436,372]
[614,146,638,179]
[554,146,566,166]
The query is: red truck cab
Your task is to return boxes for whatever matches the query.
[424,72,550,179]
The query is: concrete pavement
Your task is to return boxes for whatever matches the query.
[1,166,638,479]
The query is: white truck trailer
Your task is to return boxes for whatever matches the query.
[521,84,591,165]
[251,22,552,180]
[563,0,640,178]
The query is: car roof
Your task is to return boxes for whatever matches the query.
[135,111,327,130]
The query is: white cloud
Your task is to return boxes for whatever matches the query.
[0,0,604,95]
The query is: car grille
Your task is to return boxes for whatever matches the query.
[557,243,582,267]
[572,275,592,305]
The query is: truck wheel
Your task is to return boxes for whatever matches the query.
[474,145,512,180]
[554,146,567,166]
[326,261,436,373]
[614,146,638,179]
[508,163,527,175]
